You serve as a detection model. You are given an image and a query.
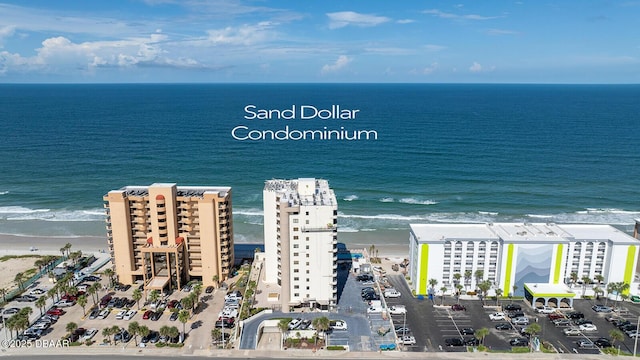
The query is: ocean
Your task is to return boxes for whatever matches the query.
[1,84,639,248]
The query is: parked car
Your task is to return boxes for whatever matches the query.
[580,323,597,332]
[225,290,242,301]
[451,304,466,311]
[395,326,410,335]
[460,328,475,335]
[83,328,98,341]
[123,310,137,320]
[114,329,131,343]
[464,337,480,346]
[298,319,311,330]
[445,338,464,347]
[575,339,594,348]
[46,308,65,316]
[169,311,179,321]
[205,286,215,294]
[3,308,20,315]
[553,319,571,327]
[89,308,100,319]
[504,304,521,312]
[567,311,584,319]
[98,308,110,319]
[367,306,382,313]
[55,299,76,307]
[329,320,347,330]
[401,336,416,345]
[388,306,407,315]
[594,338,612,348]
[288,318,302,330]
[215,317,235,328]
[115,310,126,320]
[489,312,505,321]
[150,311,162,321]
[548,313,565,320]
[495,323,512,330]
[511,317,529,325]
[143,310,153,320]
[29,288,46,295]
[563,328,582,336]
[384,289,401,298]
[535,306,555,314]
[510,338,529,347]
[592,305,613,313]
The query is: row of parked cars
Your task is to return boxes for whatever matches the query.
[214,291,243,329]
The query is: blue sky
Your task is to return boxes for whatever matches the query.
[0,1,638,83]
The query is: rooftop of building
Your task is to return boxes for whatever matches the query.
[264,178,336,207]
[410,222,639,245]
[107,183,231,199]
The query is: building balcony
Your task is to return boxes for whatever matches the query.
[302,226,336,232]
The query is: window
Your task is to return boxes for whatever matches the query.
[293,261,299,265]
[306,245,309,250]
[305,212,309,215]
[293,269,299,273]
[293,227,299,231]
[294,285,299,289]
[293,236,299,240]
[294,293,299,297]
[293,219,298,223]
[294,277,299,281]
[293,252,299,256]
[293,244,299,249]
[306,286,310,290]
[305,220,310,224]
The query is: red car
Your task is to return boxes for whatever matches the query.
[47,308,66,316]
[143,310,153,320]
[451,304,466,311]
[167,300,178,309]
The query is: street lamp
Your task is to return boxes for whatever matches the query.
[634,315,639,357]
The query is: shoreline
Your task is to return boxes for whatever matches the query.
[0,233,409,258]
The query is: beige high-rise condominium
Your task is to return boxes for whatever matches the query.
[104,183,233,292]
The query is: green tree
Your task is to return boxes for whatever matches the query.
[168,326,180,343]
[440,286,448,305]
[128,321,141,346]
[160,325,171,342]
[614,282,630,307]
[148,289,160,306]
[525,323,542,337]
[90,282,102,304]
[35,296,47,316]
[66,322,78,335]
[212,275,220,289]
[463,270,472,290]
[178,309,190,339]
[311,316,330,349]
[181,294,194,314]
[569,272,578,287]
[192,283,203,305]
[78,294,88,316]
[110,325,121,344]
[211,328,223,344]
[511,285,518,302]
[138,325,150,342]
[609,329,624,347]
[47,287,58,303]
[428,278,438,292]
[594,274,604,284]
[581,276,591,297]
[478,280,492,305]
[494,288,503,306]
[64,242,72,257]
[0,287,7,302]
[14,272,26,291]
[103,268,115,288]
[455,284,464,304]
[278,318,291,349]
[474,270,484,288]
[132,288,143,310]
[453,273,462,285]
[102,327,113,344]
[475,327,490,344]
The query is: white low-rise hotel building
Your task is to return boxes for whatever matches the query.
[263,178,338,311]
[409,222,640,307]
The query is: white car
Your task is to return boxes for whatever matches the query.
[579,323,597,332]
[330,320,348,330]
[123,310,137,320]
[535,306,555,314]
[367,306,383,313]
[401,336,416,345]
[489,312,506,321]
[219,309,238,319]
[98,309,110,319]
[115,310,126,320]
[563,327,582,336]
[83,328,98,341]
[54,299,76,307]
[288,318,302,330]
[388,306,407,315]
[511,317,529,325]
[384,289,401,298]
[29,288,46,295]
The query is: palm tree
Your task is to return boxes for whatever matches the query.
[614,282,630,307]
[148,289,160,306]
[102,327,113,344]
[138,325,150,343]
[594,274,604,284]
[192,284,203,308]
[475,327,490,344]
[569,272,578,288]
[605,282,617,306]
[47,287,58,303]
[35,296,47,316]
[277,318,290,349]
[463,270,472,291]
[110,325,121,344]
[440,286,448,305]
[132,289,143,310]
[478,280,492,305]
[90,282,102,304]
[494,288,503,306]
[78,295,88,316]
[525,323,542,337]
[311,316,330,349]
[14,272,26,291]
[168,326,180,343]
[103,268,115,288]
[0,287,7,302]
[128,321,141,346]
[178,309,190,339]
[66,322,78,335]
[474,270,484,288]
[581,276,591,297]
[211,328,223,344]
[511,285,518,302]
[60,247,66,258]
[369,244,375,260]
[181,294,194,314]
[609,329,624,347]
[593,286,603,300]
[455,284,464,304]
[64,242,72,257]
[87,283,98,305]
[160,325,171,342]
[212,275,220,289]
[428,278,438,293]
[453,273,462,285]
[34,258,45,273]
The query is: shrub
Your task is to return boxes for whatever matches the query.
[327,345,345,350]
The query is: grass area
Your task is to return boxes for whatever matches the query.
[0,254,43,262]
[326,345,346,350]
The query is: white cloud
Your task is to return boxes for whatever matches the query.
[423,9,501,21]
[423,62,439,74]
[206,23,274,46]
[469,61,495,73]
[487,28,519,35]
[397,19,415,24]
[424,44,446,52]
[0,25,15,48]
[321,55,351,74]
[327,11,390,29]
